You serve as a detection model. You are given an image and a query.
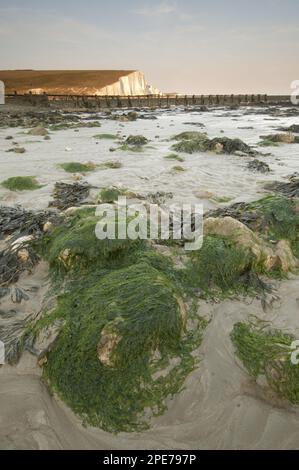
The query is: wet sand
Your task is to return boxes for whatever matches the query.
[1,277,299,450]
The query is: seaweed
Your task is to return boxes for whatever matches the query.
[259,133,299,145]
[28,208,208,432]
[43,261,204,432]
[247,159,270,173]
[97,186,127,203]
[1,176,42,191]
[93,133,118,140]
[206,194,299,251]
[59,162,96,173]
[99,161,122,169]
[172,165,185,172]
[231,321,299,403]
[264,173,299,199]
[49,182,91,210]
[171,132,256,155]
[125,135,149,146]
[0,206,60,241]
[185,235,258,297]
[164,153,185,162]
[38,210,144,276]
[0,246,39,287]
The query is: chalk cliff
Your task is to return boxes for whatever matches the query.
[0,70,161,96]
[99,71,160,96]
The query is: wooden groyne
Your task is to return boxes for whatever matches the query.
[4,93,295,109]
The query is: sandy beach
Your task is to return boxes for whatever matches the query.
[0,103,298,449]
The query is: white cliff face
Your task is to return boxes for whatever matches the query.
[99,71,161,96]
[18,70,160,96]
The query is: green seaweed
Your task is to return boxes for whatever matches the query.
[231,321,299,403]
[118,144,144,152]
[93,133,118,140]
[185,235,259,297]
[97,186,127,203]
[99,161,122,169]
[59,162,96,173]
[164,153,185,162]
[1,176,42,191]
[172,165,186,172]
[31,208,208,432]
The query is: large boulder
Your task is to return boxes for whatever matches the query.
[28,126,49,136]
[204,216,298,272]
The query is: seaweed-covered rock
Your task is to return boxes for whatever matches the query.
[264,173,299,198]
[40,210,143,273]
[205,195,299,257]
[41,261,200,432]
[208,137,255,155]
[186,235,257,296]
[6,147,26,154]
[260,133,299,144]
[247,159,270,173]
[111,112,138,122]
[171,132,256,156]
[172,131,207,141]
[125,135,149,146]
[204,216,298,272]
[231,321,299,404]
[277,124,299,133]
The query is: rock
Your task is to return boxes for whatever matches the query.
[274,240,298,272]
[44,135,51,140]
[204,216,298,272]
[204,217,274,270]
[7,147,26,154]
[17,248,30,263]
[260,133,296,144]
[214,142,224,153]
[234,150,249,157]
[5,136,13,140]
[125,135,149,146]
[247,159,270,173]
[97,317,123,367]
[43,221,54,233]
[58,248,72,268]
[264,173,299,198]
[28,126,49,136]
[11,235,34,251]
[278,124,299,133]
[34,320,64,363]
[195,190,215,199]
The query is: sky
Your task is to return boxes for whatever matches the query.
[0,0,298,94]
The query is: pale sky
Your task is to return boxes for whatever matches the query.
[0,0,298,94]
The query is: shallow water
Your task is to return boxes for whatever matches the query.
[0,106,299,449]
